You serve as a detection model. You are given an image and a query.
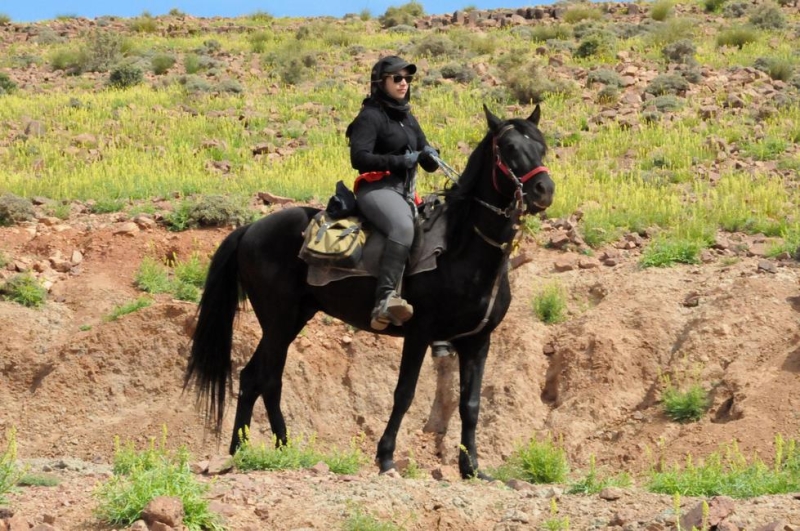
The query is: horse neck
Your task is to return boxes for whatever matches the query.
[445,144,519,268]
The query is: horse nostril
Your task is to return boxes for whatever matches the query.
[534,179,552,198]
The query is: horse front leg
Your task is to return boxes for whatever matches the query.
[376,333,429,474]
[454,334,491,480]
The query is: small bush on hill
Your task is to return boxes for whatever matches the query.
[525,24,573,42]
[562,5,603,23]
[748,3,786,30]
[645,73,689,96]
[649,0,675,21]
[94,431,220,530]
[216,78,244,94]
[587,68,622,88]
[662,38,697,64]
[165,196,254,231]
[1,428,24,505]
[0,73,16,95]
[490,435,569,484]
[532,282,568,324]
[108,62,143,89]
[597,85,620,104]
[716,26,758,49]
[151,53,176,75]
[754,57,795,81]
[503,63,574,104]
[413,34,456,58]
[568,455,632,494]
[440,62,476,83]
[128,13,159,33]
[0,194,34,226]
[575,30,617,58]
[1,274,47,308]
[661,376,709,423]
[81,30,125,73]
[723,0,749,18]
[640,237,702,267]
[0,14,10,25]
[379,1,424,28]
[651,95,683,112]
[646,17,696,47]
[704,0,727,13]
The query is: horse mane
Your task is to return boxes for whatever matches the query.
[442,117,547,253]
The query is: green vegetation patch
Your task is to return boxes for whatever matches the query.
[104,296,153,322]
[532,282,568,324]
[490,435,569,484]
[0,428,24,506]
[0,194,35,226]
[1,273,47,308]
[648,436,800,497]
[233,428,366,475]
[94,430,221,530]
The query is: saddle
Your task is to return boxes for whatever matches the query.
[304,194,448,287]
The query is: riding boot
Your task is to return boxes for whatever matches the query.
[370,239,413,331]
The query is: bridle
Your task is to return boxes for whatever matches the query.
[473,123,550,227]
[428,122,552,342]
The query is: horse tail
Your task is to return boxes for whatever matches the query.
[185,224,249,432]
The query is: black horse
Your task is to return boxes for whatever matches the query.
[185,104,555,479]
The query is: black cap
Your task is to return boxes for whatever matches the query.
[370,55,417,84]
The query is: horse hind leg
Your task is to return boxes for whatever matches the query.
[229,301,313,454]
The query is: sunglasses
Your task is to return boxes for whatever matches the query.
[385,74,414,84]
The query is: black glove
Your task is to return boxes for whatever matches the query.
[402,151,420,168]
[419,145,438,165]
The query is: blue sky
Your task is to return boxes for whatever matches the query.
[3,1,535,22]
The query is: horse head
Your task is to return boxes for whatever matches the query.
[483,104,555,215]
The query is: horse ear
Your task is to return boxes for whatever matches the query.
[527,104,541,126]
[483,103,502,132]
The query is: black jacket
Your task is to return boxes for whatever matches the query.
[347,99,438,185]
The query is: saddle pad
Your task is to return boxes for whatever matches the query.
[306,203,447,287]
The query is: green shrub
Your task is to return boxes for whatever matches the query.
[1,428,24,506]
[748,3,786,30]
[1,274,47,308]
[165,195,254,231]
[180,74,212,94]
[503,63,574,104]
[704,0,727,13]
[215,78,244,94]
[597,86,620,104]
[661,376,709,423]
[649,0,675,21]
[104,297,153,322]
[648,436,800,497]
[662,39,696,64]
[248,30,271,53]
[716,26,759,48]
[151,53,176,75]
[651,94,683,112]
[646,17,696,47]
[233,429,366,474]
[379,1,424,28]
[135,257,173,294]
[343,507,403,531]
[95,431,220,530]
[108,63,143,89]
[17,473,60,487]
[753,57,795,81]
[722,0,749,17]
[0,14,10,25]
[413,34,456,58]
[532,282,567,324]
[527,24,573,43]
[0,72,17,95]
[49,48,86,74]
[563,5,603,23]
[575,31,617,58]
[587,68,622,88]
[640,237,702,267]
[184,53,202,74]
[172,252,209,288]
[568,455,632,494]
[0,194,33,226]
[90,199,125,214]
[491,435,569,484]
[440,62,476,83]
[81,30,125,73]
[128,14,159,33]
[645,73,689,96]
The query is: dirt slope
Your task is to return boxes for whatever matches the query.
[1,211,799,529]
